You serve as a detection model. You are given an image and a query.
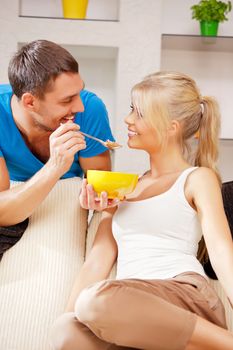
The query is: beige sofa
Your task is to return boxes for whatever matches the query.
[0,178,232,350]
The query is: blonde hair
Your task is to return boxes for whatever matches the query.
[132,71,221,263]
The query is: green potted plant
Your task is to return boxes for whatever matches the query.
[191,0,232,36]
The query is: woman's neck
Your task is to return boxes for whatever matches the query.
[148,143,190,178]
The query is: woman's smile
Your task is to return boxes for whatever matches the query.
[128,129,138,137]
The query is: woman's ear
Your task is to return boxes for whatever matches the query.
[168,120,180,137]
[21,93,37,111]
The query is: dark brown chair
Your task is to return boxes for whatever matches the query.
[0,218,29,260]
[204,181,233,279]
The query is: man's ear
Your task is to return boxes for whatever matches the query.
[21,93,37,111]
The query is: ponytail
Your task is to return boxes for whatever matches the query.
[195,96,221,263]
[195,96,221,183]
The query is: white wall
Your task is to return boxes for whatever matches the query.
[161,49,233,139]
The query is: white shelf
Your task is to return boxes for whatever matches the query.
[19,0,119,21]
[162,34,233,53]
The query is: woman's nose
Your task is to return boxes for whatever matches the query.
[124,112,134,125]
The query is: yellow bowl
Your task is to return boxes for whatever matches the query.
[87,170,139,200]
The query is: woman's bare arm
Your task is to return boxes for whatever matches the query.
[191,167,233,305]
[65,207,118,312]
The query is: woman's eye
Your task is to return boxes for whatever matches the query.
[130,104,134,111]
[137,110,143,119]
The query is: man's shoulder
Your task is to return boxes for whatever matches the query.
[0,84,12,95]
[0,84,12,111]
[80,89,104,106]
[80,89,96,99]
[0,84,12,107]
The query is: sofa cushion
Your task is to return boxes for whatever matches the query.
[0,178,88,350]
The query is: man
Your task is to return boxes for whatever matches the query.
[0,39,114,254]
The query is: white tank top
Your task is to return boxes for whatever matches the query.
[112,167,206,280]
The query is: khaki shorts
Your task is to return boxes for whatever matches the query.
[73,272,227,350]
[160,272,227,329]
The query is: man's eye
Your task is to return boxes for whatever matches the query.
[63,99,72,104]
[130,104,134,111]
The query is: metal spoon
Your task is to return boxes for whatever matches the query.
[80,131,122,150]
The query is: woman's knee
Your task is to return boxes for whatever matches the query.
[49,312,77,350]
[75,280,121,324]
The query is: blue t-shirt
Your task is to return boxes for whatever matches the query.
[0,84,114,181]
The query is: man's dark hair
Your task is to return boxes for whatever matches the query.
[8,40,79,98]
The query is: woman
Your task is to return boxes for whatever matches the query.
[50,72,233,349]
